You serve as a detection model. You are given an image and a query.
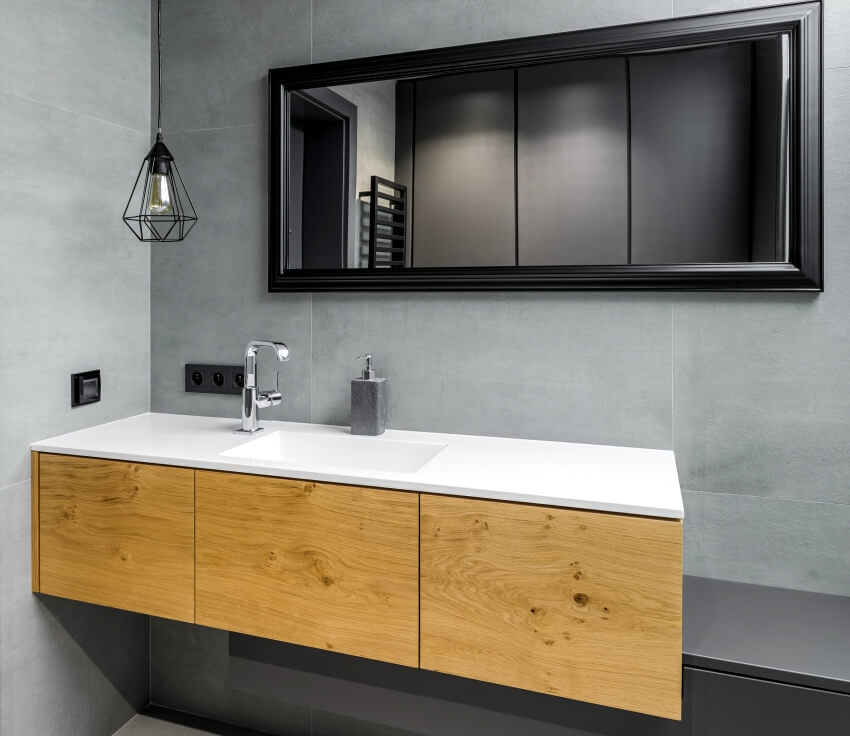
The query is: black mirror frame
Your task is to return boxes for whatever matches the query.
[269,2,822,292]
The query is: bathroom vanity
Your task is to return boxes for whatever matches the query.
[31,413,683,719]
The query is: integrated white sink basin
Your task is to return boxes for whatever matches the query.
[221,430,447,474]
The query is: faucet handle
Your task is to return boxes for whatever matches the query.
[254,371,282,410]
[255,391,282,409]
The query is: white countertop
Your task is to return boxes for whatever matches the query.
[31,413,683,519]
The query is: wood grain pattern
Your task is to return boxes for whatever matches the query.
[195,470,419,667]
[31,451,39,592]
[420,495,683,719]
[38,454,194,621]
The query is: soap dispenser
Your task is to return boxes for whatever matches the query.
[351,354,386,436]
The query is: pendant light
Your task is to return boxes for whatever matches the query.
[123,0,197,242]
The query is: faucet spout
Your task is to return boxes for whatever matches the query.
[245,340,289,362]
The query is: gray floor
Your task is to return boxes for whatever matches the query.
[114,715,216,736]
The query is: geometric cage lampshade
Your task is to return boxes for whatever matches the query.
[122,132,198,242]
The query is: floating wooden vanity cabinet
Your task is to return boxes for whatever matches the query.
[420,495,683,720]
[33,453,194,621]
[31,447,683,719]
[194,470,419,667]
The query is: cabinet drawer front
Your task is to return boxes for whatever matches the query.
[420,495,683,719]
[38,454,194,621]
[195,471,419,667]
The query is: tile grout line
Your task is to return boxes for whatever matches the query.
[0,476,34,493]
[171,122,260,135]
[0,88,149,136]
[683,488,850,508]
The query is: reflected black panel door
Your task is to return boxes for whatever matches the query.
[413,70,515,267]
[289,90,351,270]
[517,58,629,265]
[630,44,753,264]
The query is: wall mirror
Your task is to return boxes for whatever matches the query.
[269,2,821,291]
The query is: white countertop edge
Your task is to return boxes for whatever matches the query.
[31,413,684,520]
[29,443,682,519]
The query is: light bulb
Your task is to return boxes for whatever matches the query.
[147,171,173,215]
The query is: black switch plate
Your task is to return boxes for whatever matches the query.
[71,369,101,407]
[185,364,244,396]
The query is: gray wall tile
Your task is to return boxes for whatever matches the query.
[150,619,311,734]
[1,481,149,735]
[312,292,672,449]
[672,288,850,504]
[312,0,672,62]
[823,0,850,70]
[0,91,151,490]
[0,2,152,734]
[683,490,850,596]
[0,0,149,132]
[149,125,312,423]
[825,67,850,214]
[672,68,850,504]
[160,0,311,133]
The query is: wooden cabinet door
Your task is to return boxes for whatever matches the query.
[195,471,419,667]
[420,495,683,719]
[37,453,194,621]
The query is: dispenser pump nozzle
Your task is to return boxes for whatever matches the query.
[356,354,375,380]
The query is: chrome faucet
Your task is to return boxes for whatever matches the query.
[237,340,289,433]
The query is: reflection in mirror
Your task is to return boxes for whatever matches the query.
[286,36,791,272]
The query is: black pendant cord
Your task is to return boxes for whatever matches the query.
[156,0,162,137]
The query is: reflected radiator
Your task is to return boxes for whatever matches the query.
[359,176,408,269]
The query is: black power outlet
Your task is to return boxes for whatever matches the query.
[227,366,245,392]
[185,364,244,395]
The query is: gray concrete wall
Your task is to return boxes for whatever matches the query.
[148,1,850,733]
[331,80,397,196]
[0,0,152,733]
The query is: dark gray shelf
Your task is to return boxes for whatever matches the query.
[683,575,850,696]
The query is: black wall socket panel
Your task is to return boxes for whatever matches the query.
[71,369,101,406]
[185,364,244,396]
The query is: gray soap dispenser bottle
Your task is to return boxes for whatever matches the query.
[351,354,386,436]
